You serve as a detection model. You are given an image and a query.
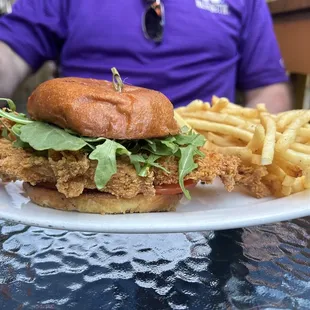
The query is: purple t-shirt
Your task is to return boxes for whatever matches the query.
[0,0,287,107]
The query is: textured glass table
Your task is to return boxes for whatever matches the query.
[0,217,309,309]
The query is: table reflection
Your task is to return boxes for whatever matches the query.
[0,218,309,309]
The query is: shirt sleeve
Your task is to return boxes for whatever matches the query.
[237,0,288,91]
[0,0,66,71]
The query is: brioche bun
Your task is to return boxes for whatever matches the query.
[27,77,179,139]
[23,183,182,214]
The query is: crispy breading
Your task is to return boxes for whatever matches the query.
[0,138,255,199]
[0,118,14,131]
[48,152,155,199]
[98,158,155,198]
[0,139,155,199]
[154,150,240,192]
[48,150,90,198]
[154,150,270,198]
[0,139,55,184]
[0,117,17,141]
[233,164,271,198]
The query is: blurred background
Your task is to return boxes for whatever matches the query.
[1,0,310,111]
[0,0,56,113]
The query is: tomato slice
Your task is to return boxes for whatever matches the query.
[155,180,197,195]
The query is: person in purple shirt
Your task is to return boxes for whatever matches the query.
[0,0,291,112]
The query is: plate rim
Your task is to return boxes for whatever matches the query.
[0,182,309,233]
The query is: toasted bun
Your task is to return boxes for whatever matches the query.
[27,77,179,139]
[23,183,182,214]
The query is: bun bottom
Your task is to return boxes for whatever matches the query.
[23,183,182,214]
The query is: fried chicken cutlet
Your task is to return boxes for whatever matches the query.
[0,138,243,199]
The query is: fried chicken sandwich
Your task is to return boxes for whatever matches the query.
[0,68,241,214]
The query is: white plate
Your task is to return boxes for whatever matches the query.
[0,180,309,233]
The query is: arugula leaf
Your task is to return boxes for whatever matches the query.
[195,148,205,157]
[138,154,161,177]
[174,131,206,147]
[178,145,198,199]
[63,128,106,146]
[129,153,170,177]
[89,139,131,189]
[11,124,23,137]
[160,138,179,153]
[0,109,32,124]
[81,136,106,143]
[191,134,206,147]
[129,154,146,174]
[136,162,149,177]
[19,122,88,151]
[145,154,170,174]
[0,98,16,111]
[145,139,155,145]
[141,131,205,158]
[129,131,205,198]
[142,140,176,156]
[64,128,78,135]
[142,140,157,153]
[13,137,30,149]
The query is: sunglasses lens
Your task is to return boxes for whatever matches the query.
[143,3,164,42]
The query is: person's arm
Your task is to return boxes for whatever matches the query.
[0,0,66,97]
[237,0,291,113]
[0,41,31,98]
[245,83,292,113]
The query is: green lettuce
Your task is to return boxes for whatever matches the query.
[130,153,170,177]
[20,122,88,151]
[89,140,131,189]
[178,145,199,199]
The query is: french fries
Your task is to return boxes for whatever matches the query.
[174,110,194,130]
[277,110,304,132]
[175,98,310,198]
[247,124,265,154]
[290,142,310,155]
[185,118,253,142]
[303,168,310,189]
[276,111,310,152]
[210,96,229,112]
[260,113,276,165]
[207,132,242,147]
[292,176,305,193]
[204,141,253,163]
[180,111,246,127]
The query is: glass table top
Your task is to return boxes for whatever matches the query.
[0,217,309,309]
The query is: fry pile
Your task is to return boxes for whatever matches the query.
[175,96,310,197]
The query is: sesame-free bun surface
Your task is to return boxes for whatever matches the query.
[23,183,182,214]
[27,77,179,139]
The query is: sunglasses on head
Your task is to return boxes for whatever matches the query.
[142,0,165,43]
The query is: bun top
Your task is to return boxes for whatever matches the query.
[27,77,179,139]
